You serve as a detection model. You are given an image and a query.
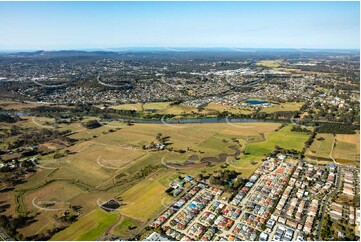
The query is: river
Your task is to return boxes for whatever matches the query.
[1,111,291,124]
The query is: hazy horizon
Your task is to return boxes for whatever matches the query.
[0,47,360,53]
[0,1,359,50]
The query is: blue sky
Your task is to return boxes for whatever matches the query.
[0,1,359,50]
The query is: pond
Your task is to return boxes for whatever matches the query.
[244,99,269,105]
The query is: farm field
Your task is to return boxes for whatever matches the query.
[305,133,360,163]
[305,133,334,161]
[50,209,119,241]
[333,133,360,163]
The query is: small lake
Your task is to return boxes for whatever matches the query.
[1,111,29,116]
[244,99,269,105]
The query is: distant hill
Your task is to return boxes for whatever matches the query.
[3,50,118,58]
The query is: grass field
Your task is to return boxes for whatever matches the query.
[143,102,171,110]
[305,133,359,163]
[2,112,314,239]
[0,100,44,110]
[22,181,84,212]
[205,102,253,115]
[305,133,334,160]
[50,209,119,241]
[113,216,142,236]
[17,181,86,236]
[257,60,284,68]
[110,103,143,111]
[240,125,310,163]
[335,133,360,152]
[109,102,173,112]
[7,120,306,238]
[333,133,360,162]
[155,104,196,115]
[109,101,254,116]
[117,171,173,222]
[261,102,304,113]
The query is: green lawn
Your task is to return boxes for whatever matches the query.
[50,209,119,241]
[241,125,310,162]
[113,217,142,236]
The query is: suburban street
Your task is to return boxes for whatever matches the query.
[316,165,342,239]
